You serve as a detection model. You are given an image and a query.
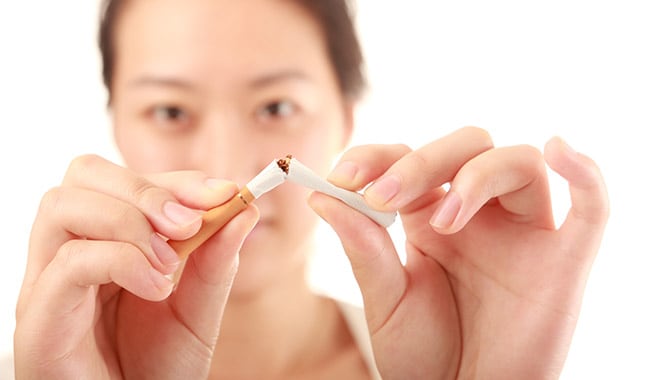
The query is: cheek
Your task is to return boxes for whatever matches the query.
[288,125,345,177]
[269,127,344,237]
[113,120,187,173]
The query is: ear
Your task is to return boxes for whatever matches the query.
[339,100,356,150]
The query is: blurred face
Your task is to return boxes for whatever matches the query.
[111,0,353,295]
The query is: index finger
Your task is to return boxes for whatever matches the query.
[63,155,212,240]
[363,127,494,211]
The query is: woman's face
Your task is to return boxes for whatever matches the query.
[111,0,353,295]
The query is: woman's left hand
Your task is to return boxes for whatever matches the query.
[309,127,609,379]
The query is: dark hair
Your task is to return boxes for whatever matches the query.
[98,0,366,103]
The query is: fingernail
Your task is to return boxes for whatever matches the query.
[163,201,202,227]
[150,233,180,268]
[149,267,173,292]
[430,191,462,229]
[366,175,401,206]
[328,161,359,184]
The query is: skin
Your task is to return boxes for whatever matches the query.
[16,0,365,379]
[14,0,609,379]
[311,130,609,379]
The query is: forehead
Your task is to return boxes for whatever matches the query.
[113,0,330,84]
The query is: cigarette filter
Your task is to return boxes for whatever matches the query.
[167,188,255,260]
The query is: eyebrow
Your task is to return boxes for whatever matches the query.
[128,76,195,90]
[127,69,312,92]
[248,70,311,89]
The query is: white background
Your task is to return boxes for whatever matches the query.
[1,1,649,378]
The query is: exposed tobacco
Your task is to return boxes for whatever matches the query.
[277,154,292,174]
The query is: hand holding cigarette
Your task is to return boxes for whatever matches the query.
[168,155,397,259]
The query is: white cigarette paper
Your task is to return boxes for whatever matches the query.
[246,161,287,198]
[286,158,397,227]
[243,156,397,227]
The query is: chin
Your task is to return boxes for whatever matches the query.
[227,223,313,301]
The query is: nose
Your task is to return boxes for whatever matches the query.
[188,113,273,185]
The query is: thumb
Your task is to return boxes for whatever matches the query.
[168,206,259,346]
[308,192,407,332]
[544,137,609,253]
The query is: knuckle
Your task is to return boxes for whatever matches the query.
[390,143,412,156]
[461,161,493,194]
[593,202,610,224]
[518,144,543,159]
[113,203,151,237]
[56,240,86,281]
[112,241,141,265]
[127,176,164,210]
[585,180,611,224]
[38,186,65,215]
[342,143,378,159]
[516,144,546,170]
[598,181,611,222]
[64,154,107,185]
[461,126,494,150]
[67,154,104,176]
[574,203,610,226]
[406,149,430,173]
[56,240,143,287]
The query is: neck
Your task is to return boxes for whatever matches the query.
[210,263,340,378]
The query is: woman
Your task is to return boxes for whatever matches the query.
[13,0,609,379]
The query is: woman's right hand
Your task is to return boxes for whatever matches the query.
[14,154,259,379]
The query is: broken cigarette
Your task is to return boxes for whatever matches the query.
[167,161,286,260]
[282,156,397,227]
[168,155,396,260]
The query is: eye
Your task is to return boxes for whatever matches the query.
[150,105,190,125]
[257,100,296,120]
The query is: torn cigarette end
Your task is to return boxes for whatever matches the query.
[277,154,292,174]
